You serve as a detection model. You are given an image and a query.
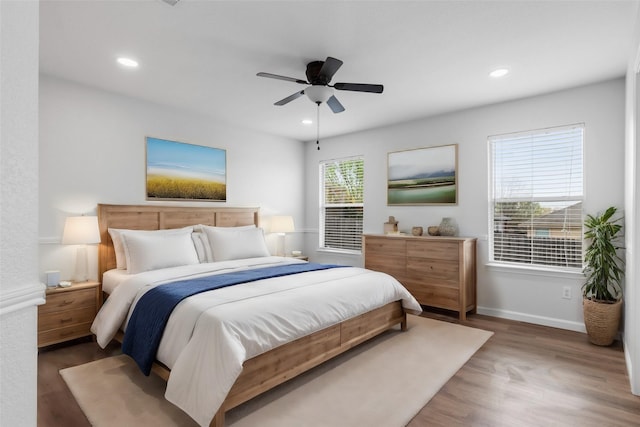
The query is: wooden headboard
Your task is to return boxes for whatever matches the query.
[97,204,260,282]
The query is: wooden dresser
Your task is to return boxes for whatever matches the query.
[38,281,100,347]
[363,234,477,320]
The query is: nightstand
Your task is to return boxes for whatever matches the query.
[291,255,309,261]
[38,281,100,347]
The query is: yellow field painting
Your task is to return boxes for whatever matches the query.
[146,175,226,200]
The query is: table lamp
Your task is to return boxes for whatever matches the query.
[270,215,295,257]
[62,215,101,282]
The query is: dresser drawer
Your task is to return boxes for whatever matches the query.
[406,257,459,285]
[404,282,459,310]
[407,240,459,260]
[38,322,93,347]
[365,254,406,279]
[365,237,406,256]
[38,306,96,332]
[39,288,96,314]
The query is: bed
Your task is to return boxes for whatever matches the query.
[91,203,421,427]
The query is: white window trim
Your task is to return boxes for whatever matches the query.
[487,123,585,272]
[319,156,364,254]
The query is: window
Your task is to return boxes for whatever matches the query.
[319,156,364,252]
[489,124,584,270]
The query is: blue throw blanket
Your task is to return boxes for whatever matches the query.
[123,262,345,375]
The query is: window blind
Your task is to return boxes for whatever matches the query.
[489,124,584,269]
[320,157,364,252]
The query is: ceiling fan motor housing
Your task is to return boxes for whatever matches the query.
[306,61,329,84]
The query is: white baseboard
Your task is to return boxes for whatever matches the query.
[624,341,640,396]
[477,306,586,333]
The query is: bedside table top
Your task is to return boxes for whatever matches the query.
[45,280,100,294]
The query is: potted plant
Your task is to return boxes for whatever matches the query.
[582,206,625,346]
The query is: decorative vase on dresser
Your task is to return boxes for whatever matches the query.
[363,234,476,320]
[438,217,458,236]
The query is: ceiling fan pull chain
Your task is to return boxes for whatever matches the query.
[316,102,321,150]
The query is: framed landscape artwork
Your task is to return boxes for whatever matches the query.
[387,144,458,205]
[146,137,227,201]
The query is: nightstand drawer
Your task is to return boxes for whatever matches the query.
[38,322,93,347]
[38,281,100,348]
[39,288,96,314]
[38,306,96,332]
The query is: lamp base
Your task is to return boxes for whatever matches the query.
[276,233,287,257]
[73,245,89,282]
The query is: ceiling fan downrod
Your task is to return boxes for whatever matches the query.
[316,102,321,151]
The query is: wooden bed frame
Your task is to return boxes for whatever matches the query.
[97,203,408,427]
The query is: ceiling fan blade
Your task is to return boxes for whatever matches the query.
[334,82,384,93]
[257,72,308,85]
[274,90,305,106]
[318,57,343,83]
[326,95,345,113]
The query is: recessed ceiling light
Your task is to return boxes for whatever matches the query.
[117,57,139,68]
[489,68,509,78]
[301,119,313,125]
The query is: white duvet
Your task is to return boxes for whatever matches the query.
[91,256,421,427]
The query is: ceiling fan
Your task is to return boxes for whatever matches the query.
[257,57,384,113]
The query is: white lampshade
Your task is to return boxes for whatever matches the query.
[62,216,100,282]
[62,216,101,245]
[270,216,295,234]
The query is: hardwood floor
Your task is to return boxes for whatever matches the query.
[408,311,640,427]
[38,311,640,426]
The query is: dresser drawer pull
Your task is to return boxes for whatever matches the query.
[59,330,76,337]
[60,317,73,323]
[61,300,75,306]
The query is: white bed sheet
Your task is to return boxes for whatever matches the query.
[91,256,421,427]
[101,268,131,294]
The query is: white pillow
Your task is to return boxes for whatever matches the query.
[194,224,255,233]
[204,226,270,262]
[109,226,194,270]
[121,230,199,274]
[196,224,256,260]
[191,232,213,263]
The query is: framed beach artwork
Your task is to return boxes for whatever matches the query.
[387,144,458,205]
[146,137,227,201]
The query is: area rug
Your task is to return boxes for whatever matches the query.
[60,315,492,427]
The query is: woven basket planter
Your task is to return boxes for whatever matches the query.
[582,298,622,346]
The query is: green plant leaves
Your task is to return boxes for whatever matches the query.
[582,206,624,302]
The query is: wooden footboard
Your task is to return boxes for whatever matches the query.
[146,300,406,427]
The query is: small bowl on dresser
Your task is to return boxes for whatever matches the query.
[427,226,440,236]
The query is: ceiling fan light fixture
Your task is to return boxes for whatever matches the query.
[305,85,334,104]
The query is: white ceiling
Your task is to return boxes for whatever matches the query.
[40,0,639,142]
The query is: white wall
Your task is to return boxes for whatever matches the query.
[0,1,43,426]
[39,76,306,281]
[624,5,640,397]
[304,79,625,332]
